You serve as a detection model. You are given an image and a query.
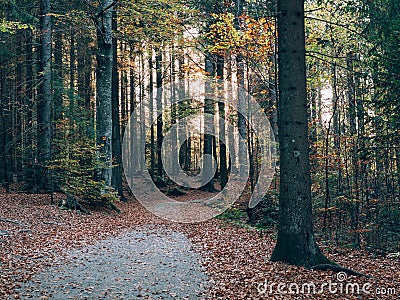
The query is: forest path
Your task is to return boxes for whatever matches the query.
[2,193,399,299]
[13,226,208,300]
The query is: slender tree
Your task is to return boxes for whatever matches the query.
[156,48,163,178]
[217,55,228,188]
[201,52,217,192]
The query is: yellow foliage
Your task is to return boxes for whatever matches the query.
[206,13,275,65]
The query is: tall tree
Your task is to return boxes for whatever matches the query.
[217,55,228,188]
[270,0,330,266]
[37,0,52,188]
[95,0,114,189]
[201,52,217,192]
[111,10,123,199]
[155,48,163,178]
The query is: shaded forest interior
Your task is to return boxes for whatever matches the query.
[0,0,399,257]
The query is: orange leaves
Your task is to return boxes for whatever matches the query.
[240,15,275,61]
[1,192,400,299]
[206,13,275,64]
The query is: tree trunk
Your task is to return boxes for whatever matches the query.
[201,52,217,192]
[148,49,155,179]
[156,48,163,178]
[37,0,52,189]
[68,26,74,120]
[235,0,247,175]
[111,10,123,198]
[95,0,114,189]
[24,28,34,183]
[0,55,8,186]
[53,28,64,122]
[347,52,360,247]
[237,55,247,174]
[270,0,331,267]
[128,47,136,176]
[77,30,92,109]
[217,55,228,189]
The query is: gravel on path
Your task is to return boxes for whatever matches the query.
[14,227,208,300]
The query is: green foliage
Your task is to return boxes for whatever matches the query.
[217,207,247,221]
[117,0,192,47]
[0,18,31,33]
[50,116,119,206]
[0,0,38,26]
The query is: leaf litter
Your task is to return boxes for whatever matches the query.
[0,191,399,299]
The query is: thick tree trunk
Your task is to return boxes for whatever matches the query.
[270,0,330,267]
[37,0,52,188]
[95,0,114,188]
[111,10,123,198]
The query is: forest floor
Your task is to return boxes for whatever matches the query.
[0,189,399,299]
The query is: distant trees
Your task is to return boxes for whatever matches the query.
[0,0,398,253]
[305,0,400,252]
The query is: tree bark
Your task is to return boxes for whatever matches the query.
[24,28,34,184]
[156,48,163,178]
[148,49,155,179]
[347,52,360,247]
[95,0,114,189]
[270,0,331,267]
[37,0,52,188]
[201,52,217,192]
[53,28,64,122]
[111,10,123,199]
[68,26,74,120]
[0,54,8,186]
[217,55,228,188]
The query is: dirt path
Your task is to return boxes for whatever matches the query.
[14,226,208,300]
[2,193,400,299]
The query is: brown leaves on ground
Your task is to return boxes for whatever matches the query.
[1,192,399,299]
